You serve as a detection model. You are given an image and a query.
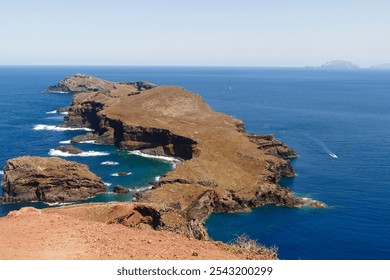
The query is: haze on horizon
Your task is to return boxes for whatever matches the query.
[1,0,389,67]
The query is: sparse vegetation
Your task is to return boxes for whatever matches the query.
[216,234,278,260]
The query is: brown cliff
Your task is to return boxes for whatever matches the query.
[1,156,106,203]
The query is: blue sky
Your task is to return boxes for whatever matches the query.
[1,0,389,66]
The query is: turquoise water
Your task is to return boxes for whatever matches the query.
[1,66,389,259]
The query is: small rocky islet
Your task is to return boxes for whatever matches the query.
[1,73,324,243]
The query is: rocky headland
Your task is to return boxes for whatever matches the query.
[1,156,106,203]
[41,74,324,240]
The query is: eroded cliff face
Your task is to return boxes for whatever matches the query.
[1,156,106,203]
[48,75,324,240]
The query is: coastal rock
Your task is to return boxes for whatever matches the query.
[45,73,156,94]
[113,185,129,194]
[56,107,68,114]
[247,134,298,159]
[50,75,324,239]
[54,145,83,154]
[1,156,106,203]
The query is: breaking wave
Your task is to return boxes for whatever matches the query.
[79,140,96,144]
[110,172,132,177]
[34,124,93,132]
[59,140,71,144]
[101,161,120,165]
[48,149,109,157]
[104,182,112,187]
[45,110,57,114]
[135,186,153,192]
[45,201,76,206]
[129,150,181,167]
[0,171,3,175]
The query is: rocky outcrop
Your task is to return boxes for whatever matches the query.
[45,73,156,94]
[1,156,106,203]
[47,75,325,240]
[54,145,83,154]
[247,134,298,159]
[113,185,129,194]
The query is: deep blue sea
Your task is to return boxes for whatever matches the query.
[0,66,389,260]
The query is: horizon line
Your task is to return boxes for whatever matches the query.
[0,64,387,69]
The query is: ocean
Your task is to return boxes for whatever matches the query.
[0,66,389,260]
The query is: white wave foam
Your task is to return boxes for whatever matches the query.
[48,149,109,157]
[79,140,96,144]
[155,176,160,181]
[101,161,120,166]
[110,172,132,177]
[135,186,153,192]
[104,182,112,187]
[129,150,181,167]
[45,110,57,114]
[59,140,71,144]
[34,124,93,132]
[59,111,69,115]
[45,201,76,206]
[0,171,3,175]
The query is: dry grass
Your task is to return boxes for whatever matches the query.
[216,234,278,260]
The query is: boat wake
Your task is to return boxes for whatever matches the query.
[303,133,339,159]
[328,152,338,159]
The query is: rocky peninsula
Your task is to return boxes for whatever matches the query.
[43,74,324,240]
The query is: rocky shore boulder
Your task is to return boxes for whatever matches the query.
[54,145,83,155]
[113,185,129,194]
[1,156,106,203]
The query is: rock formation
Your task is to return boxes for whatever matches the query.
[113,185,129,194]
[46,74,324,240]
[1,156,106,203]
[45,73,156,94]
[54,145,83,154]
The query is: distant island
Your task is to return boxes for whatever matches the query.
[321,60,359,69]
[306,60,359,69]
[370,63,390,69]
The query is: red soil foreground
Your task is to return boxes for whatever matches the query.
[0,207,241,260]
